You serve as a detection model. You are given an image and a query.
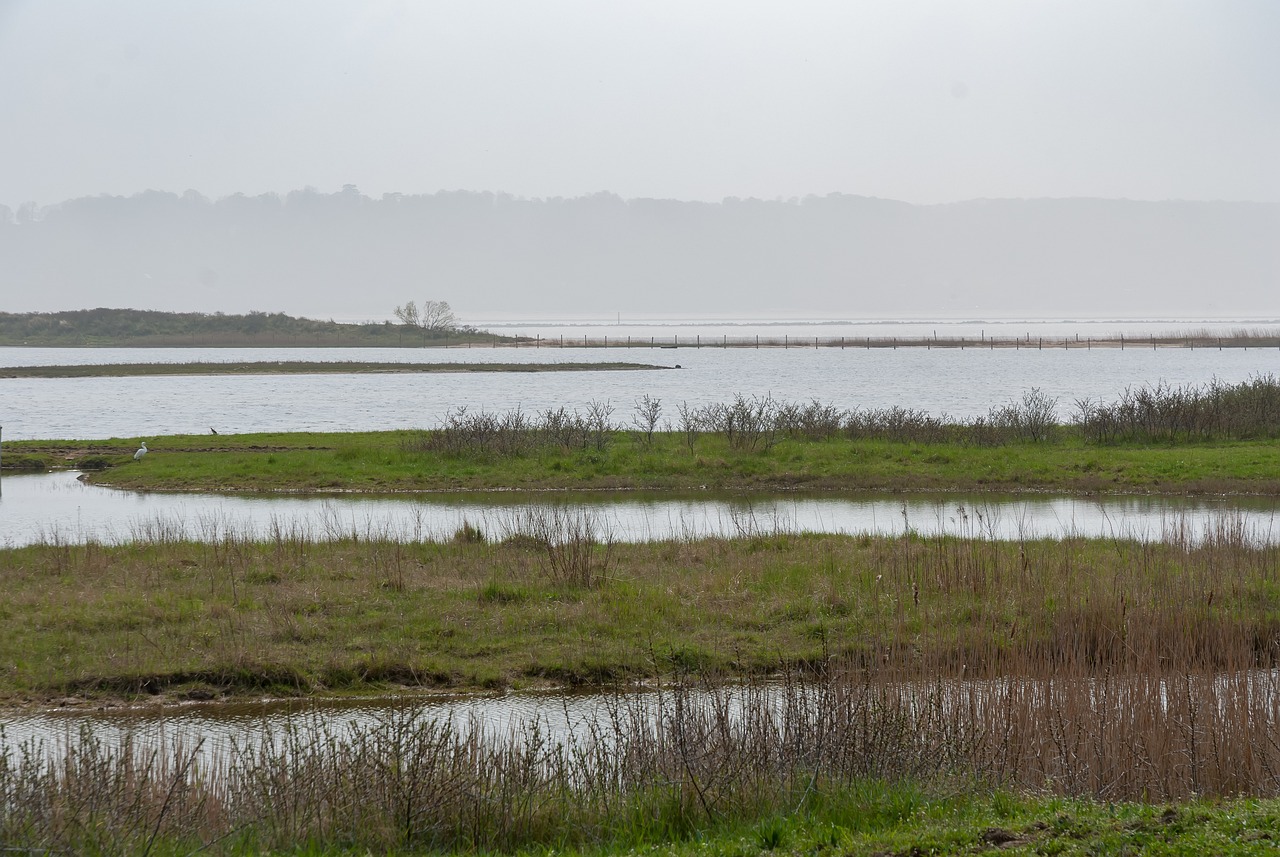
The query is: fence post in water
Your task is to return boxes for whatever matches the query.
[841,336,845,349]
[697,335,700,348]
[785,334,788,349]
[1038,338,1042,350]
[1121,334,1125,350]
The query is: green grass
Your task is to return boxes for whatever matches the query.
[2,527,1276,702]
[11,777,1280,855]
[10,429,1280,493]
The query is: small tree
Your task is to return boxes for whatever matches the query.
[394,300,457,332]
[632,395,662,448]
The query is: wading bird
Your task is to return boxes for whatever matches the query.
[134,442,148,460]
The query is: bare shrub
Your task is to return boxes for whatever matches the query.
[632,395,662,447]
[1075,375,1280,443]
[701,394,783,451]
[501,506,616,588]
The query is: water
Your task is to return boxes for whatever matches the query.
[2,342,1279,440]
[1,470,1276,548]
[0,689,617,764]
[473,315,1280,341]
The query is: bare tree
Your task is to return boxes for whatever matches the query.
[632,395,662,448]
[394,300,457,332]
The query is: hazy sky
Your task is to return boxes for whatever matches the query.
[1,0,1278,208]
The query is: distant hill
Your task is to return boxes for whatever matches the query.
[0,308,495,347]
[1,190,1276,318]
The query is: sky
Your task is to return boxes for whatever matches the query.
[1,0,1278,209]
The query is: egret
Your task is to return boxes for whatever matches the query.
[134,442,148,460]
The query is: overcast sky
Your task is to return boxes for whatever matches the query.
[2,0,1277,210]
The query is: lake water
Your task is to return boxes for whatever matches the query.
[1,470,1276,548]
[0,688,628,764]
[2,340,1279,440]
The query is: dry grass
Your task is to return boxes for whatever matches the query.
[4,511,1280,850]
[2,509,1279,699]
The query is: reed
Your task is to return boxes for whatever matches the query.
[6,662,1280,853]
[3,509,1280,698]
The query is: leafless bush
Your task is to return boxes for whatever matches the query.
[501,506,616,588]
[403,403,617,458]
[676,400,702,452]
[700,394,783,451]
[843,406,953,444]
[1075,375,1280,443]
[982,388,1059,444]
[778,399,845,441]
[632,395,662,447]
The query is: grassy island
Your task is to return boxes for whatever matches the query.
[0,360,669,378]
[2,428,1276,494]
[8,377,1278,492]
[4,521,1280,852]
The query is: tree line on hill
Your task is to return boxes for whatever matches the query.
[1,187,1276,318]
[0,307,487,347]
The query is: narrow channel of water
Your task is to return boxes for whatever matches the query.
[2,470,1277,548]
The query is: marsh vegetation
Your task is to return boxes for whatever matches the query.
[14,376,1279,494]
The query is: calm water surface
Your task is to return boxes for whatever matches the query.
[3,342,1279,440]
[1,470,1276,548]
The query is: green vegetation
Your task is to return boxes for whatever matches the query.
[8,379,1275,491]
[0,360,668,378]
[5,511,1280,848]
[0,307,510,347]
[8,428,1277,492]
[2,523,1276,701]
[6,739,1280,857]
[7,379,1280,853]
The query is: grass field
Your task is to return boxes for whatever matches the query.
[8,428,1280,494]
[6,379,1280,853]
[3,520,1276,702]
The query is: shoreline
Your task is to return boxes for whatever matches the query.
[0,359,671,378]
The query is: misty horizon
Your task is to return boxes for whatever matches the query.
[2,3,1276,320]
[2,186,1276,321]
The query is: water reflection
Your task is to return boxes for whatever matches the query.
[1,470,1276,548]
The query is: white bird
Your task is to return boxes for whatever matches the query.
[134,442,148,460]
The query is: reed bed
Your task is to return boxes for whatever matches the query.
[6,660,1280,853]
[5,512,1280,851]
[2,507,1279,695]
